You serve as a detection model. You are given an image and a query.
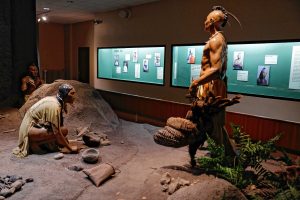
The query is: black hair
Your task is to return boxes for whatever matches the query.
[212,6,228,27]
[56,83,74,126]
[212,6,242,28]
[57,84,73,101]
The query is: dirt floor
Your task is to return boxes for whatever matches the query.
[0,81,295,200]
[0,107,215,200]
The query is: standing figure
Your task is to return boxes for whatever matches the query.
[188,6,241,159]
[13,83,78,157]
[21,63,43,101]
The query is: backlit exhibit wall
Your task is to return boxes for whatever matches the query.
[171,41,300,100]
[97,46,165,85]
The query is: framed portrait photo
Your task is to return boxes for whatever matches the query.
[187,48,196,64]
[114,55,119,66]
[154,53,161,67]
[233,51,244,70]
[143,59,149,72]
[123,61,128,72]
[257,65,270,86]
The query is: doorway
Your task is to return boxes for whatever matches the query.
[78,47,90,83]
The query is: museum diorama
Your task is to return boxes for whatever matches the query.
[0,1,300,200]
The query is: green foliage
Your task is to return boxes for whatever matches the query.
[275,185,300,200]
[196,123,297,199]
[231,123,281,168]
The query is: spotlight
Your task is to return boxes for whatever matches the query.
[41,16,47,21]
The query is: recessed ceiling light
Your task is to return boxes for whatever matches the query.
[41,16,47,21]
[43,7,50,11]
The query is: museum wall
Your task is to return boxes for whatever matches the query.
[66,21,95,82]
[38,21,94,83]
[92,0,300,123]
[38,23,65,71]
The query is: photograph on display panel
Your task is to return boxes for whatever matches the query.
[257,65,270,86]
[233,51,244,70]
[97,46,165,85]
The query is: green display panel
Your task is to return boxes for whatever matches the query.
[97,46,165,85]
[171,41,300,100]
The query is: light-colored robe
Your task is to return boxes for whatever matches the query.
[13,96,62,157]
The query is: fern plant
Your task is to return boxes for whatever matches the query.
[275,185,300,200]
[197,123,285,198]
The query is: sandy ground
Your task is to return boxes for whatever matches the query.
[0,107,209,200]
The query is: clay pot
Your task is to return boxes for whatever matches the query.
[82,148,100,164]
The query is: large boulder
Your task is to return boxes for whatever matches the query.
[168,177,247,200]
[19,80,119,133]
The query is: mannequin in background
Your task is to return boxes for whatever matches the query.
[21,63,43,101]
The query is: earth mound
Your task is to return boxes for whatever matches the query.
[19,79,119,134]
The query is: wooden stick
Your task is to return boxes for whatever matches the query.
[3,129,16,133]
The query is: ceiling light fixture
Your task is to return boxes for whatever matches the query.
[41,16,47,21]
[36,8,51,23]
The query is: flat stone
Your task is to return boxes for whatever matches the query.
[101,139,111,146]
[25,178,34,183]
[11,180,23,190]
[67,165,83,171]
[0,195,5,199]
[54,153,64,160]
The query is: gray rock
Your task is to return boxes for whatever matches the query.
[25,178,34,183]
[8,175,21,182]
[54,153,64,160]
[0,195,5,199]
[0,188,11,197]
[67,165,83,171]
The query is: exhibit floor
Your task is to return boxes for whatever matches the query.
[1,80,296,199]
[2,108,298,200]
[0,107,206,200]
